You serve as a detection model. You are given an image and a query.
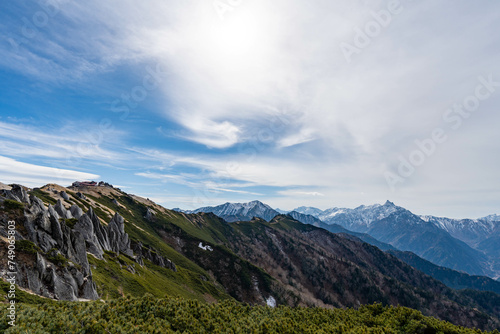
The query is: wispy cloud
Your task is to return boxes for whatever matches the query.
[0,155,99,187]
[0,120,126,163]
[279,190,325,197]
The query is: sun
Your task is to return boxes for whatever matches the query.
[209,12,265,58]
[196,3,276,75]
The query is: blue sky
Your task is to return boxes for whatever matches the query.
[0,0,499,218]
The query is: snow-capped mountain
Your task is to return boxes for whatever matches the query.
[420,215,500,247]
[420,214,500,278]
[482,214,500,223]
[295,201,493,277]
[292,206,325,217]
[182,200,280,222]
[294,201,399,231]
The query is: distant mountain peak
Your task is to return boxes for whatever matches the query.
[189,200,279,222]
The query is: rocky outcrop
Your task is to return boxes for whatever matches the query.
[70,205,83,219]
[60,191,70,201]
[16,252,98,300]
[29,195,46,215]
[2,184,31,206]
[74,210,105,259]
[0,187,98,301]
[76,192,86,200]
[54,200,73,219]
[108,213,133,257]
[144,208,156,222]
[131,241,177,272]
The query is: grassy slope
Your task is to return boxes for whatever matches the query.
[88,252,226,302]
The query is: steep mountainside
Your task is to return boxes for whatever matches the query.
[421,215,500,248]
[389,250,500,295]
[295,202,495,277]
[213,215,500,330]
[422,215,500,279]
[366,210,490,276]
[287,211,395,251]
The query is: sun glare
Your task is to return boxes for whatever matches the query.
[200,6,275,73]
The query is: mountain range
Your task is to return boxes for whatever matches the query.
[2,182,500,330]
[178,200,500,280]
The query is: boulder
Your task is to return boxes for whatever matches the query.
[55,199,73,219]
[76,192,86,200]
[70,205,83,219]
[144,208,156,221]
[60,191,70,201]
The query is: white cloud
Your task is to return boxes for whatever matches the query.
[0,155,99,187]
[0,121,126,163]
[178,117,241,149]
[278,190,325,197]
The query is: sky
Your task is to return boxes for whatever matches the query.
[0,0,499,218]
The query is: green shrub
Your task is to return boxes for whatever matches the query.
[29,189,57,205]
[46,250,69,267]
[16,240,40,254]
[0,295,493,333]
[3,199,24,212]
[63,218,79,228]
